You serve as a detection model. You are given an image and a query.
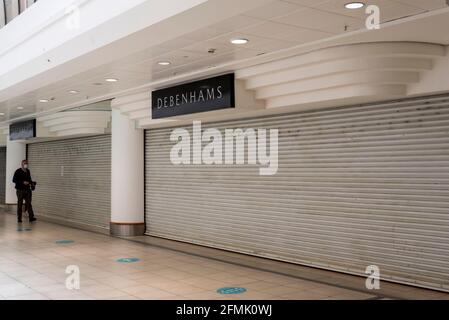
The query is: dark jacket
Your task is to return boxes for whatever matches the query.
[13,168,33,190]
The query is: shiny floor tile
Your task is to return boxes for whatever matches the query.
[1,212,447,300]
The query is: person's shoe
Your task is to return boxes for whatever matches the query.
[29,217,37,223]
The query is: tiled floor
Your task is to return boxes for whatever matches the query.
[0,212,447,300]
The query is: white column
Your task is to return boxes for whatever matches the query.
[5,137,26,204]
[110,108,145,236]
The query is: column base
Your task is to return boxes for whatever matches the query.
[0,204,17,213]
[110,222,145,236]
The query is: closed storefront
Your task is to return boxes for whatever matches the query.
[0,147,6,204]
[145,94,449,291]
[28,135,111,232]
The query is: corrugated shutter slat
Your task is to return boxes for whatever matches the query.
[145,95,449,292]
[28,135,111,230]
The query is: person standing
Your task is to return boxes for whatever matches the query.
[13,160,37,223]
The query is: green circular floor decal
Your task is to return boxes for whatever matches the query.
[55,240,74,245]
[17,227,32,232]
[217,287,247,295]
[116,258,140,263]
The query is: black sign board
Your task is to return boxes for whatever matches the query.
[152,73,235,119]
[10,119,36,141]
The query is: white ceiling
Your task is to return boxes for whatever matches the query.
[0,0,448,124]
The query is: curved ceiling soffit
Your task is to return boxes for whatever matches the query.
[236,41,446,109]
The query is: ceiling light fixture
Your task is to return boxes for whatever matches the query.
[0,113,5,116]
[344,2,365,9]
[39,99,49,103]
[105,78,119,82]
[69,90,79,94]
[17,107,24,110]
[231,38,249,45]
[158,61,171,66]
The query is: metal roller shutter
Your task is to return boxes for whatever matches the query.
[0,1,5,28]
[0,147,6,204]
[28,135,111,231]
[145,94,449,291]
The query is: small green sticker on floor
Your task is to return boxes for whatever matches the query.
[55,240,74,245]
[217,287,247,295]
[17,227,32,232]
[117,258,140,263]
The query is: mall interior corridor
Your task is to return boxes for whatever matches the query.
[1,0,449,314]
[0,212,447,301]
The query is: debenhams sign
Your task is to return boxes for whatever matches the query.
[10,119,36,141]
[152,73,235,119]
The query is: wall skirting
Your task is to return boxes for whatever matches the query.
[40,215,110,235]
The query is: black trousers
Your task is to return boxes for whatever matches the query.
[17,189,35,221]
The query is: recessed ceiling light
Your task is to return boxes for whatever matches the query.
[17,107,24,110]
[105,78,119,82]
[69,90,79,94]
[0,113,5,116]
[158,61,171,66]
[39,99,49,103]
[344,2,365,9]
[231,38,249,45]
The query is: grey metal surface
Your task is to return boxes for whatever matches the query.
[110,223,145,237]
[145,94,449,292]
[27,135,111,230]
[1,0,37,28]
